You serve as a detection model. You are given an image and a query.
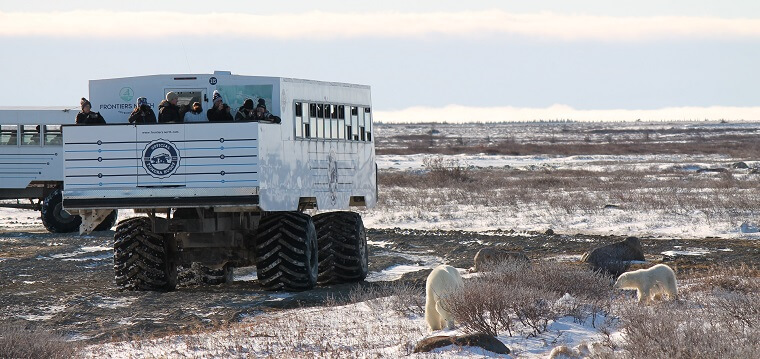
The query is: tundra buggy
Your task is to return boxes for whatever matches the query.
[62,72,376,291]
[0,107,117,232]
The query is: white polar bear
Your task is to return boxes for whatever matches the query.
[613,264,678,304]
[548,342,607,359]
[425,264,464,331]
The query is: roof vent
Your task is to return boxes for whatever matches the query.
[213,71,232,75]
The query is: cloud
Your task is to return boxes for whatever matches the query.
[375,104,760,123]
[1,10,759,41]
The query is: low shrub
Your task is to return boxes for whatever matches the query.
[447,260,613,338]
[0,324,78,359]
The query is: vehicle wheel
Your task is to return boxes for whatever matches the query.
[94,210,119,231]
[177,263,233,286]
[40,188,82,233]
[255,212,318,291]
[313,212,369,284]
[113,217,177,291]
[200,264,233,285]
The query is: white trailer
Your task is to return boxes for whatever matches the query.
[63,72,376,291]
[0,107,117,232]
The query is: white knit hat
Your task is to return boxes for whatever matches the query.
[212,90,222,104]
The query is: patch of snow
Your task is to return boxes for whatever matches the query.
[366,264,431,282]
[93,296,137,309]
[17,304,66,322]
[367,240,394,248]
[266,293,294,302]
[233,267,258,282]
[661,247,711,256]
[547,254,583,262]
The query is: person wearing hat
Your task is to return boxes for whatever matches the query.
[253,99,281,124]
[158,91,182,123]
[184,102,206,122]
[128,97,157,124]
[234,98,256,122]
[75,97,106,125]
[206,90,233,122]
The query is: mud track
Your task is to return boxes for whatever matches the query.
[1,228,757,343]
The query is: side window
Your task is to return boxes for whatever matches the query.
[306,102,316,138]
[316,104,324,138]
[359,108,366,141]
[337,105,345,140]
[364,107,372,141]
[294,102,303,138]
[21,125,40,146]
[329,104,338,139]
[350,106,359,141]
[44,125,62,145]
[1,125,18,146]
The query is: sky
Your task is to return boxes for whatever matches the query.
[0,1,758,122]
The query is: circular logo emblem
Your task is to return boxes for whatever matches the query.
[142,139,180,178]
[119,87,134,102]
[209,77,218,85]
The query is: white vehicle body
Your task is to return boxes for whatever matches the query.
[63,72,376,212]
[0,107,74,190]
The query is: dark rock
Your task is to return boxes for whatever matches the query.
[732,161,749,169]
[603,204,621,209]
[414,333,510,354]
[473,247,530,272]
[545,228,555,235]
[581,237,645,277]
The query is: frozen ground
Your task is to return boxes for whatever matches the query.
[84,295,611,358]
[3,121,759,357]
[366,152,760,240]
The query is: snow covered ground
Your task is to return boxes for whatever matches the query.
[84,284,612,358]
[3,138,758,357]
[365,153,760,240]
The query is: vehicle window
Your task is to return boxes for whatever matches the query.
[1,125,18,146]
[350,107,359,141]
[21,125,40,146]
[364,107,372,141]
[295,102,303,137]
[44,125,62,145]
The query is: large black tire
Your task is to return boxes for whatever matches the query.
[200,264,233,285]
[113,217,177,291]
[40,189,81,233]
[255,212,318,291]
[177,263,233,286]
[313,212,369,284]
[94,210,119,231]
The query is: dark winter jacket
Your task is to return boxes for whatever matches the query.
[234,107,256,122]
[255,111,282,124]
[207,106,234,122]
[75,111,106,125]
[128,105,157,124]
[158,100,182,123]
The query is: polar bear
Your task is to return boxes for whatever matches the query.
[425,264,464,331]
[613,264,677,303]
[548,342,607,359]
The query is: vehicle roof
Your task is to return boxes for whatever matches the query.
[0,106,78,111]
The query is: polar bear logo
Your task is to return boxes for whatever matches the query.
[613,264,678,304]
[425,264,464,331]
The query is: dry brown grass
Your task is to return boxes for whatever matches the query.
[446,261,613,338]
[0,324,79,359]
[379,166,760,215]
[377,123,760,157]
[592,264,760,359]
